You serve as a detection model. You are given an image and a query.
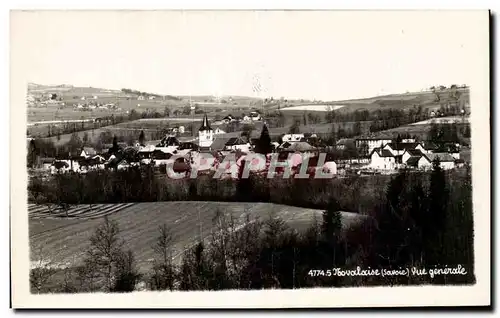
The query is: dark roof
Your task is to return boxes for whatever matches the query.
[422,141,438,150]
[225,137,247,146]
[179,142,199,150]
[371,149,394,157]
[158,136,180,147]
[385,142,421,151]
[356,135,393,141]
[428,153,455,162]
[152,150,173,160]
[336,138,353,145]
[40,157,55,164]
[406,156,421,167]
[199,114,212,131]
[404,149,425,157]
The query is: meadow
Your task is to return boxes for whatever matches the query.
[29,201,367,270]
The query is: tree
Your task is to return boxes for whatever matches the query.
[82,132,90,145]
[255,124,272,154]
[149,224,176,290]
[241,124,255,139]
[289,119,301,134]
[182,106,192,115]
[112,249,141,292]
[30,246,57,293]
[424,158,448,269]
[82,216,125,291]
[67,132,83,154]
[28,139,37,168]
[352,122,362,136]
[126,134,135,146]
[431,86,441,102]
[163,106,171,117]
[358,141,369,157]
[321,200,342,242]
[109,136,119,154]
[138,130,146,146]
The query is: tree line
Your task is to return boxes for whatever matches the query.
[30,161,474,293]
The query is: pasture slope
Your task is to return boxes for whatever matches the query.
[29,201,368,270]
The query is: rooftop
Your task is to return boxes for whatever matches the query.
[385,142,421,151]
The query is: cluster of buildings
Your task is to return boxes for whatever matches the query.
[359,136,464,172]
[34,114,467,178]
[73,102,118,111]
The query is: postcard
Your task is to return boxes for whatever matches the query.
[10,9,490,308]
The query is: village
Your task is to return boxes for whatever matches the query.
[30,111,467,179]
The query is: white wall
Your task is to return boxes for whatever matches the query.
[370,152,396,170]
[440,161,455,170]
[199,130,214,148]
[417,157,432,169]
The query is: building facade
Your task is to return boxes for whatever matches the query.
[198,114,214,149]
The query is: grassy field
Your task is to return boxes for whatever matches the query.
[29,201,368,271]
[366,116,470,140]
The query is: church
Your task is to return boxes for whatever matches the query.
[198,113,214,150]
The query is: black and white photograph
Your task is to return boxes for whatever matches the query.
[10,9,490,308]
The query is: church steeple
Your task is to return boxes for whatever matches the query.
[199,113,212,131]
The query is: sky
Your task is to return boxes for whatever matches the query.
[12,10,486,101]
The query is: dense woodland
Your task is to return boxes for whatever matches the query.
[29,162,474,293]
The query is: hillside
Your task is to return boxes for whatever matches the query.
[29,201,369,270]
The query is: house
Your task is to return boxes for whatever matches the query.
[405,155,432,170]
[279,141,292,150]
[401,149,425,164]
[148,96,156,100]
[51,160,70,174]
[54,153,81,172]
[92,155,106,163]
[224,137,251,152]
[138,148,155,164]
[138,96,145,101]
[282,134,305,143]
[322,161,337,175]
[286,141,317,153]
[222,115,234,123]
[427,153,456,170]
[214,127,226,135]
[455,158,466,168]
[336,138,353,150]
[80,147,97,158]
[151,150,175,167]
[369,149,396,170]
[419,141,438,154]
[355,137,393,155]
[178,142,199,152]
[249,111,262,121]
[157,136,180,148]
[198,114,214,149]
[40,158,55,170]
[117,159,131,171]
